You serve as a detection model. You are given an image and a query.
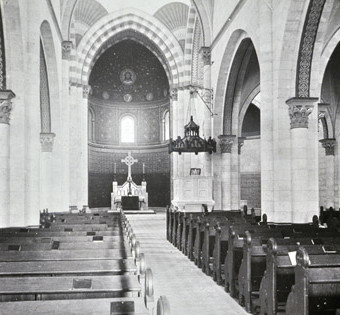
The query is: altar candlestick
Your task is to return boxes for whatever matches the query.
[143,163,145,174]
[114,163,116,174]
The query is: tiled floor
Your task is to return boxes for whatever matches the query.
[126,212,249,315]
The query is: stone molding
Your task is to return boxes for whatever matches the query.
[83,84,92,98]
[238,137,246,155]
[62,41,73,60]
[286,97,318,129]
[40,132,56,152]
[200,46,211,66]
[320,138,336,156]
[170,88,178,101]
[0,90,15,124]
[296,0,326,97]
[218,134,236,153]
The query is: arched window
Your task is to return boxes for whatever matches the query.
[163,110,170,141]
[120,115,135,143]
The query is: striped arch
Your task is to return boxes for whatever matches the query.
[182,5,197,86]
[73,9,184,88]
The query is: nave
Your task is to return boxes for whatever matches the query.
[126,211,247,315]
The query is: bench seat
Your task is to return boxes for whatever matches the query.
[0,259,137,276]
[0,297,149,315]
[0,275,141,301]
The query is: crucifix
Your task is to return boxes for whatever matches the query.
[121,152,138,181]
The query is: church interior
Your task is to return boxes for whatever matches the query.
[1,0,340,314]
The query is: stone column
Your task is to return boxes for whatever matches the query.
[286,97,318,222]
[320,138,336,208]
[39,132,56,211]
[0,90,15,227]
[60,41,72,211]
[69,84,83,209]
[200,47,213,177]
[81,85,91,210]
[170,88,178,201]
[218,135,236,210]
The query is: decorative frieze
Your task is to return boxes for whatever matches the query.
[40,132,56,152]
[218,135,236,153]
[238,137,246,155]
[0,90,15,124]
[170,88,178,101]
[320,138,336,156]
[200,46,211,66]
[286,97,318,129]
[62,41,73,60]
[83,84,92,98]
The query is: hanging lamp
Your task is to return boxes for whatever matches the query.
[168,87,216,155]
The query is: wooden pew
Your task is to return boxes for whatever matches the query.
[0,259,139,277]
[239,233,340,313]
[286,247,340,315]
[259,238,340,315]
[0,297,150,315]
[0,275,142,302]
[0,248,132,261]
[0,229,121,237]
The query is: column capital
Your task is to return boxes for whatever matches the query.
[218,134,236,153]
[320,138,336,156]
[62,41,73,60]
[0,90,15,124]
[200,46,211,66]
[318,102,330,120]
[286,97,318,129]
[40,132,56,152]
[82,84,92,98]
[170,88,178,101]
[238,137,246,155]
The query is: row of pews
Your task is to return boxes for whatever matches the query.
[167,206,340,315]
[0,209,170,314]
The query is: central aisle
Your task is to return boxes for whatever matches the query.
[126,212,249,315]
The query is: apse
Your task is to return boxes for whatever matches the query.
[88,40,170,208]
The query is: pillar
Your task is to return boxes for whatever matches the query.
[170,88,178,200]
[286,97,319,222]
[40,132,56,211]
[200,46,213,177]
[60,40,72,211]
[0,90,15,227]
[320,138,336,208]
[81,84,90,210]
[218,135,236,210]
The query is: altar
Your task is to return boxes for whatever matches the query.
[111,152,149,211]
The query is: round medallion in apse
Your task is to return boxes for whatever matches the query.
[102,91,110,100]
[124,94,133,103]
[146,92,154,101]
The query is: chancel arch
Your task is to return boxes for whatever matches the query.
[74,8,184,88]
[88,39,171,208]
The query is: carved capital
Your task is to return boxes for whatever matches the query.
[170,88,178,101]
[0,90,15,124]
[218,135,236,153]
[286,97,318,129]
[83,84,92,98]
[200,46,211,66]
[320,138,336,156]
[40,132,56,152]
[238,137,246,155]
[62,41,73,60]
[318,102,329,120]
